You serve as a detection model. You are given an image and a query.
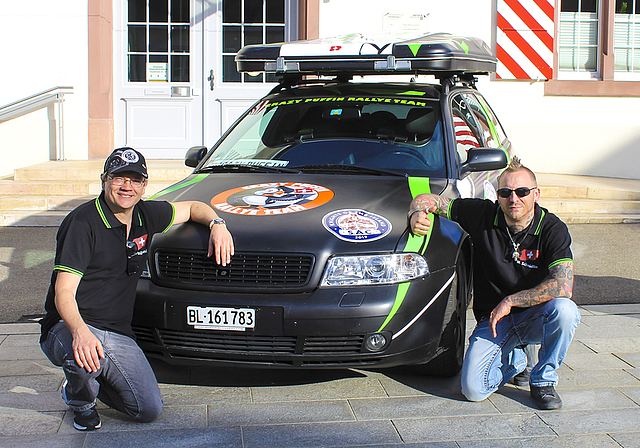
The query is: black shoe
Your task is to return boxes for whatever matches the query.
[530,385,563,410]
[510,369,530,387]
[73,405,102,431]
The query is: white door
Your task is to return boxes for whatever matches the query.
[115,0,296,158]
[115,0,205,158]
[202,0,297,147]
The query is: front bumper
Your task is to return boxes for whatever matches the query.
[132,267,455,369]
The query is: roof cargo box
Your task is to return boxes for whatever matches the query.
[235,33,496,76]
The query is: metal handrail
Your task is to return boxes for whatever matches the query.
[0,86,73,160]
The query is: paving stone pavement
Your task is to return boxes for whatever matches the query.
[1,305,640,447]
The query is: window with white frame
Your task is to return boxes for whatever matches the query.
[614,0,640,77]
[557,0,640,79]
[558,0,599,77]
[222,0,286,83]
[127,0,190,83]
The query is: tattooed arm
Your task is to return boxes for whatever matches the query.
[489,261,574,337]
[408,194,452,236]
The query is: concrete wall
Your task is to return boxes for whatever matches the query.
[0,1,88,177]
[318,0,640,180]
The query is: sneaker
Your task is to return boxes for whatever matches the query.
[530,385,563,410]
[510,369,530,387]
[73,405,102,431]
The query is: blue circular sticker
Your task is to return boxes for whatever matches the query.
[322,209,392,242]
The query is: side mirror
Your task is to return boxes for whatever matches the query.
[460,148,508,176]
[185,146,208,168]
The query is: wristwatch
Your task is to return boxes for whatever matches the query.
[209,218,226,229]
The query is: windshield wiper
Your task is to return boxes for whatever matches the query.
[294,164,407,177]
[197,164,298,174]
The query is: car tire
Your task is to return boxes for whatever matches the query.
[416,261,468,377]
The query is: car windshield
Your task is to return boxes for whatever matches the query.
[201,94,446,177]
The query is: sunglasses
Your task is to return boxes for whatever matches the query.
[497,187,537,198]
[126,241,140,275]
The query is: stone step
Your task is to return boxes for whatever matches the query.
[0,180,177,198]
[539,185,640,201]
[538,198,640,215]
[553,213,640,224]
[13,159,192,182]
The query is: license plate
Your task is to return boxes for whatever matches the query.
[186,306,255,331]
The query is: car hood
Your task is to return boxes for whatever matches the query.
[151,172,447,254]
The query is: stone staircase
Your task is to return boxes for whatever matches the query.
[0,160,192,226]
[536,173,640,224]
[1,161,640,226]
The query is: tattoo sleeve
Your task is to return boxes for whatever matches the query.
[505,261,574,308]
[409,194,452,218]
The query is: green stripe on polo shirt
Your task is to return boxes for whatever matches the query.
[549,258,573,269]
[94,198,111,228]
[534,209,546,235]
[54,265,84,277]
[161,203,176,233]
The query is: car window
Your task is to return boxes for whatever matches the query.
[471,93,508,147]
[203,94,446,177]
[450,93,482,162]
[460,93,506,149]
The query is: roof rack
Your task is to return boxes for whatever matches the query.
[236,33,496,77]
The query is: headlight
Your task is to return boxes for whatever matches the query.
[321,253,428,287]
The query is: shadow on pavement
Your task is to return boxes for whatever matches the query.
[573,275,640,305]
[149,357,367,387]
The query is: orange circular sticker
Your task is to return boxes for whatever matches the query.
[211,182,334,216]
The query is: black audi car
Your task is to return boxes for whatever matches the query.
[132,33,512,376]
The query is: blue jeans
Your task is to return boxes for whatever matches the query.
[41,321,163,422]
[460,298,580,402]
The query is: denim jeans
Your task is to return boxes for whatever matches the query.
[41,321,163,422]
[460,298,580,402]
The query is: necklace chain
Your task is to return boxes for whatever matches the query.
[506,226,528,261]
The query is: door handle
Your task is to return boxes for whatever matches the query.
[208,70,215,91]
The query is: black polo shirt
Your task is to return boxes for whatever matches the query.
[40,192,174,341]
[448,198,573,321]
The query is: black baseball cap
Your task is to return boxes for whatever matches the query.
[103,147,148,178]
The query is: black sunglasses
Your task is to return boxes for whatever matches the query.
[126,241,140,275]
[497,187,537,198]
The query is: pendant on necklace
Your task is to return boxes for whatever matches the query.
[512,244,520,260]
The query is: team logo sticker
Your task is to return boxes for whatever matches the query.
[323,209,392,242]
[211,182,334,216]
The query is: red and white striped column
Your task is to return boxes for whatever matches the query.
[496,0,555,80]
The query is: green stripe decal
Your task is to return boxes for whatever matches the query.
[378,282,410,332]
[408,44,421,57]
[378,177,433,332]
[147,173,208,200]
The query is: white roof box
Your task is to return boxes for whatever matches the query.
[235,32,496,76]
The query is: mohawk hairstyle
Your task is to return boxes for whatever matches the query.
[498,155,537,186]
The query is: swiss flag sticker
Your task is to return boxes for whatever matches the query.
[519,249,539,261]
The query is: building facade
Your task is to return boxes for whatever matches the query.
[1,0,639,179]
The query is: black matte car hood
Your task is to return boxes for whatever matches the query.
[150,172,448,256]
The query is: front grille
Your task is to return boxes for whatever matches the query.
[158,329,298,354]
[155,250,314,287]
[135,327,367,357]
[303,335,365,354]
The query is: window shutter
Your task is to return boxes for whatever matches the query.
[496,0,555,79]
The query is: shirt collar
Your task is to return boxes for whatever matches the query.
[493,202,545,236]
[94,192,143,229]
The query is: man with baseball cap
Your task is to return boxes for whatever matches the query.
[39,147,234,431]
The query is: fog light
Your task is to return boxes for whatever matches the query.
[365,333,387,352]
